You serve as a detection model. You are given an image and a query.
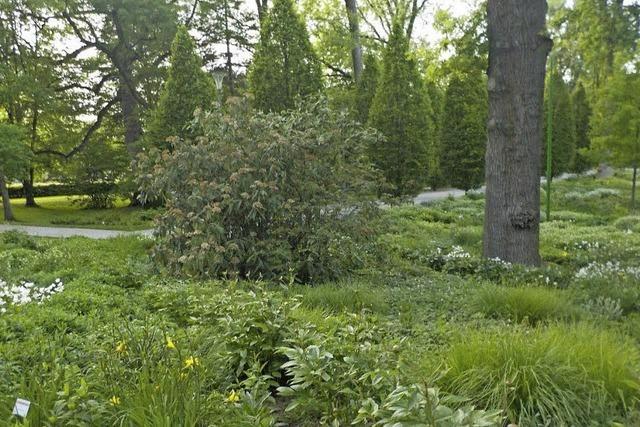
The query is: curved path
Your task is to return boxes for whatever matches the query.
[0,171,589,239]
[0,223,153,239]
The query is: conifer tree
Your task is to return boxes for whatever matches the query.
[572,82,592,172]
[146,27,215,150]
[542,71,576,176]
[368,21,432,196]
[354,54,379,124]
[439,72,488,191]
[426,80,445,190]
[248,0,323,112]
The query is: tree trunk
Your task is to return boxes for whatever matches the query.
[344,0,363,82]
[256,0,268,23]
[22,168,37,207]
[483,0,552,266]
[224,0,235,94]
[0,174,15,221]
[632,163,638,212]
[119,78,143,158]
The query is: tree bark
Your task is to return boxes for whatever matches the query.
[0,174,15,221]
[22,168,37,207]
[483,0,552,266]
[119,77,143,158]
[345,0,363,82]
[632,162,638,212]
[256,0,268,23]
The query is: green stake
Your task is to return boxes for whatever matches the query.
[546,56,554,222]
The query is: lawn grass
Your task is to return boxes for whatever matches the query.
[0,195,156,230]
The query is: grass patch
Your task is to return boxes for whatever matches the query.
[473,285,580,324]
[1,195,156,230]
[441,324,640,426]
[296,280,389,314]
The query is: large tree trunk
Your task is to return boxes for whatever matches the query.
[483,0,552,266]
[0,174,15,221]
[119,80,143,158]
[344,0,363,82]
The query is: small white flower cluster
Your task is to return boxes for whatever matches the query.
[433,246,472,261]
[0,278,64,314]
[575,262,640,281]
[486,257,513,268]
[568,240,602,251]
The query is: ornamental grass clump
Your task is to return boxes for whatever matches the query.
[441,324,640,426]
[138,98,383,283]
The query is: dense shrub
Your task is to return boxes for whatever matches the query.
[442,324,640,426]
[138,99,382,283]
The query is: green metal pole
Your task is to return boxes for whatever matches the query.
[545,56,554,222]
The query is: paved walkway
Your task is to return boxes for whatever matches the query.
[0,224,153,239]
[0,171,591,239]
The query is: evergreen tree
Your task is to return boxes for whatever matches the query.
[146,27,215,150]
[572,82,592,172]
[354,54,379,124]
[439,72,488,191]
[426,80,445,190]
[248,0,323,112]
[543,71,576,176]
[368,21,432,196]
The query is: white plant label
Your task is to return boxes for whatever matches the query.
[12,398,30,418]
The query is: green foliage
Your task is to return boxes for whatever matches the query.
[439,72,487,191]
[145,26,214,150]
[66,137,130,209]
[442,324,640,426]
[248,0,323,112]
[368,21,433,196]
[473,285,579,324]
[0,123,30,179]
[138,99,381,283]
[354,54,380,124]
[572,82,592,171]
[543,70,576,176]
[590,68,640,169]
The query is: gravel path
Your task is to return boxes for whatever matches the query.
[0,223,153,239]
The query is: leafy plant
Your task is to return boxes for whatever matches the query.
[138,98,382,283]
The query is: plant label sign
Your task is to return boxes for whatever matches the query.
[12,398,30,418]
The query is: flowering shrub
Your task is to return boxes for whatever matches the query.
[137,98,383,283]
[0,278,63,313]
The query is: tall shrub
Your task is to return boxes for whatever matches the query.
[138,99,382,283]
[248,0,323,112]
[368,22,432,196]
[145,26,214,150]
[439,72,487,191]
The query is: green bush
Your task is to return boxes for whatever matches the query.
[441,324,640,426]
[138,98,382,283]
[614,215,640,232]
[473,285,579,324]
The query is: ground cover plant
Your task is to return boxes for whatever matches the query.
[1,173,640,426]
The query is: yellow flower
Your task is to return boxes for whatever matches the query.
[224,390,241,404]
[166,336,176,350]
[115,341,127,354]
[184,356,200,369]
[109,396,121,406]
